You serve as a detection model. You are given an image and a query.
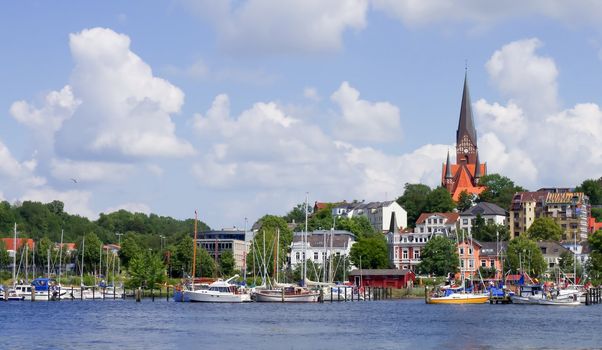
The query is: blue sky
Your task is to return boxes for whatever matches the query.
[1,1,602,229]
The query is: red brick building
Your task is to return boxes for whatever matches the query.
[441,73,487,201]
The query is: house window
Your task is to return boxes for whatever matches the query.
[296,252,300,261]
[469,260,474,268]
[414,250,420,259]
[403,250,408,259]
[459,247,464,255]
[463,219,468,225]
[460,260,464,268]
[314,252,319,260]
[490,259,495,267]
[481,259,486,267]
[468,248,473,255]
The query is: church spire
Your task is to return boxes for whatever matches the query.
[474,151,482,180]
[445,150,453,179]
[456,71,478,148]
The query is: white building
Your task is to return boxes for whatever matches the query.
[336,201,407,233]
[414,212,459,237]
[290,230,356,268]
[459,202,507,235]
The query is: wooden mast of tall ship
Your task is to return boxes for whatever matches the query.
[192,210,198,283]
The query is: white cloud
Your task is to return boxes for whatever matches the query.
[52,27,194,159]
[50,158,135,183]
[192,92,446,216]
[331,81,402,143]
[20,188,95,218]
[303,87,321,101]
[10,86,80,133]
[186,0,368,53]
[0,140,45,187]
[103,202,151,215]
[474,99,527,146]
[485,38,558,116]
[372,1,602,29]
[474,38,602,188]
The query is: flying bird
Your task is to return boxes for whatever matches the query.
[70,178,78,183]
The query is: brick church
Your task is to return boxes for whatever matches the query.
[441,73,487,201]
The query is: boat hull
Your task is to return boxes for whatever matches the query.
[184,290,250,303]
[255,290,319,303]
[427,294,489,304]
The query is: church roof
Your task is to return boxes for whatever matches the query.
[456,72,477,146]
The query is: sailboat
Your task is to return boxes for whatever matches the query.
[255,196,319,303]
[426,232,488,304]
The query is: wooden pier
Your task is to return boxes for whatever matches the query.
[585,287,602,305]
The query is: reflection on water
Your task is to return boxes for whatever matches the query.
[1,299,601,349]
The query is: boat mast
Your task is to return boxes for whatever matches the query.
[12,223,16,287]
[192,210,198,282]
[303,192,308,286]
[25,244,28,283]
[80,236,85,287]
[276,227,280,284]
[58,229,64,285]
[243,217,247,284]
[47,248,50,278]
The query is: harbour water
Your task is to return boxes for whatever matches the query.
[1,299,601,349]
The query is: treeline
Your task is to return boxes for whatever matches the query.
[0,200,209,247]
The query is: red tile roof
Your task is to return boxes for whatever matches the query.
[415,212,459,225]
[1,238,35,251]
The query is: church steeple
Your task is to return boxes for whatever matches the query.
[456,71,478,164]
[474,151,482,182]
[441,71,488,201]
[445,150,453,179]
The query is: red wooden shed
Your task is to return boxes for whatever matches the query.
[348,269,415,289]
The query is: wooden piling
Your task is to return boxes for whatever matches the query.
[31,285,36,302]
[331,287,333,302]
[135,287,141,302]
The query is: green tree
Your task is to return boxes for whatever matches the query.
[219,250,236,277]
[282,203,308,224]
[456,190,474,212]
[425,186,455,213]
[195,246,217,278]
[119,235,142,268]
[246,215,292,279]
[36,236,54,272]
[526,217,562,241]
[504,236,547,277]
[0,201,16,233]
[592,208,602,222]
[397,183,431,227]
[337,216,376,239]
[478,174,525,209]
[349,235,389,269]
[77,232,102,273]
[471,215,509,242]
[417,236,458,276]
[127,250,166,288]
[575,178,602,205]
[0,240,9,268]
[172,235,194,278]
[589,229,602,252]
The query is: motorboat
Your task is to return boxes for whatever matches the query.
[13,278,67,301]
[184,275,250,303]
